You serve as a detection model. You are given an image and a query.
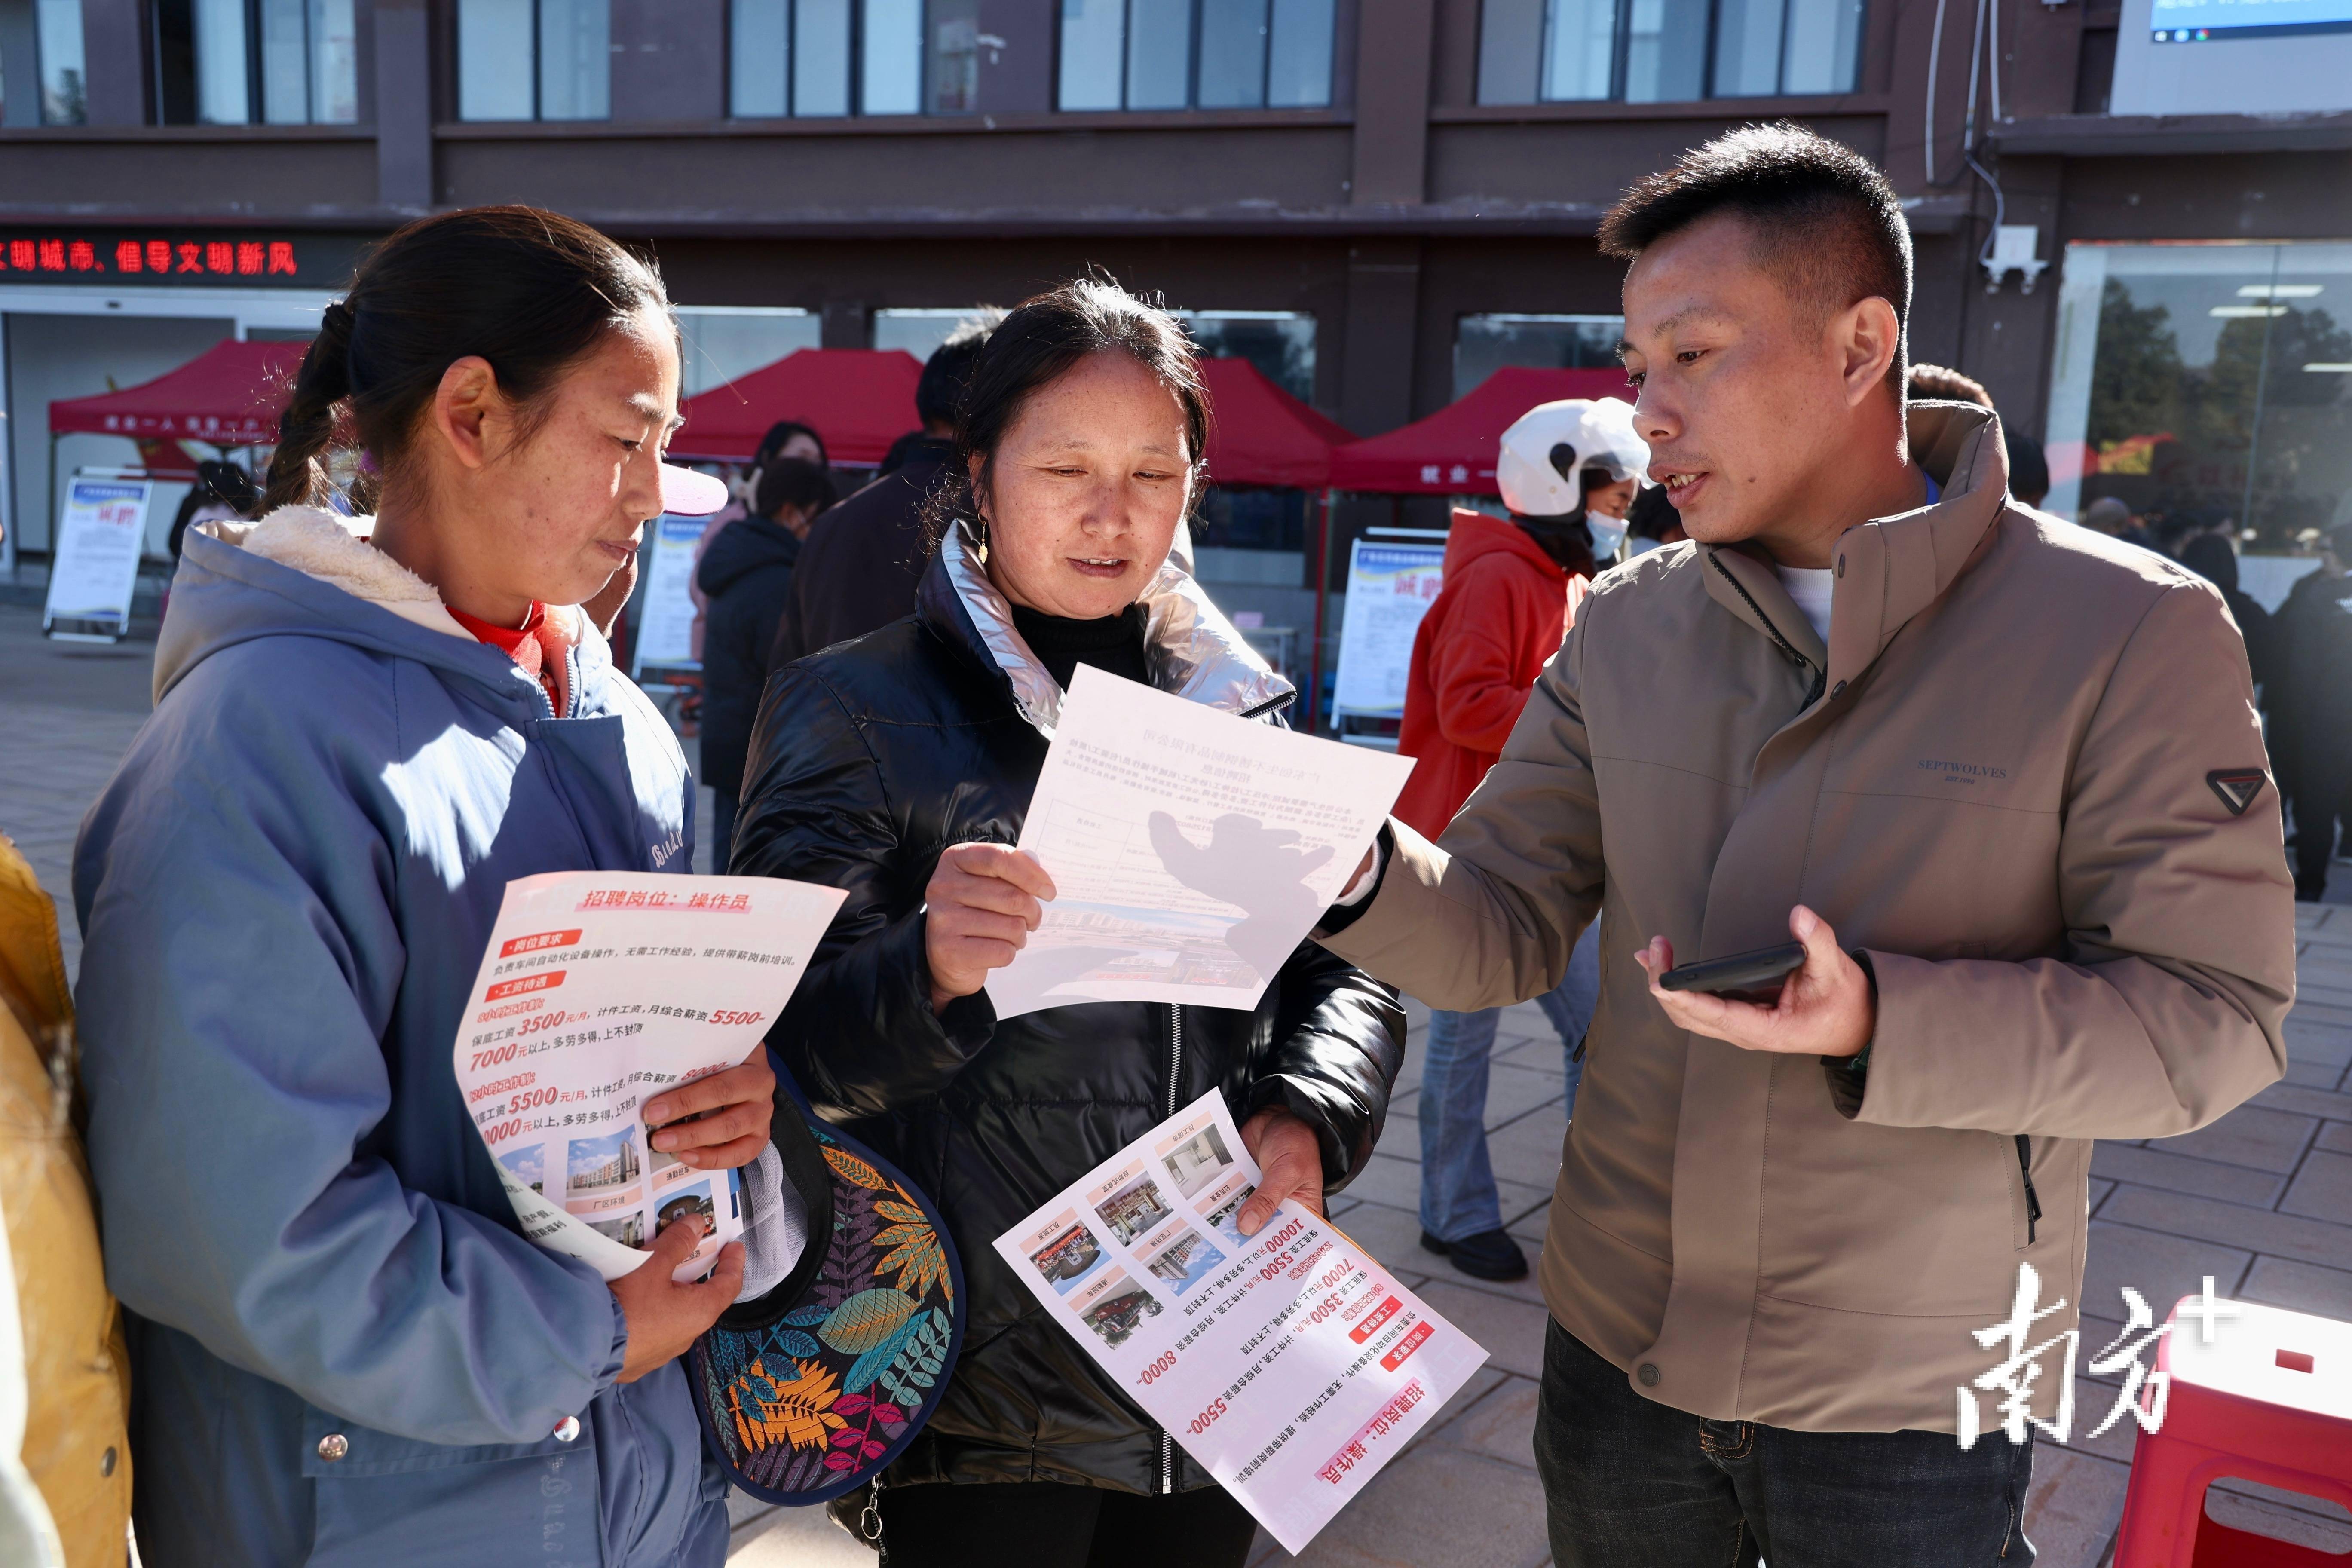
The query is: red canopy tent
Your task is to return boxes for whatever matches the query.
[1198,357,1353,490]
[669,348,924,467]
[49,338,306,472]
[1328,366,1632,495]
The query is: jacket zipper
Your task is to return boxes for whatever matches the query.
[2015,1134,2042,1246]
[1707,554,1827,707]
[1242,691,1296,722]
[1159,1003,1183,1494]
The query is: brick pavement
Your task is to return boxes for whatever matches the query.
[3,607,2348,1568]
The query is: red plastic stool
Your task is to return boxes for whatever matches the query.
[2112,1296,2352,1566]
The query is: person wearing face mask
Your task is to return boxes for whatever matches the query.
[1391,398,1648,1282]
[729,278,1403,1568]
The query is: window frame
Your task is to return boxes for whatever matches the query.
[148,0,359,125]
[453,0,612,123]
[1052,0,1337,112]
[727,0,970,118]
[1477,0,1867,106]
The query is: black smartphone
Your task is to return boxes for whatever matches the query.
[1658,941,1807,1005]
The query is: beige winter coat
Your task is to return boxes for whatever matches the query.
[1321,402,2294,1433]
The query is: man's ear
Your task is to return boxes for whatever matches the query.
[1835,297,1903,410]
[429,355,503,472]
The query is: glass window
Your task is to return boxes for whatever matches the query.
[728,0,928,116]
[1266,0,1333,105]
[36,0,83,122]
[928,0,981,112]
[1057,0,1122,108]
[1197,0,1268,108]
[675,308,823,396]
[729,0,788,115]
[1057,0,1334,107]
[538,0,609,120]
[1480,0,1863,104]
[1478,0,1544,103]
[862,0,921,110]
[1622,0,1706,101]
[1454,314,1625,400]
[796,0,851,113]
[456,0,533,119]
[151,0,358,123]
[1541,0,1615,99]
[2045,242,2352,550]
[453,0,608,120]
[1180,311,1317,402]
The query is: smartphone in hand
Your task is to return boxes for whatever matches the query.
[1658,941,1807,1006]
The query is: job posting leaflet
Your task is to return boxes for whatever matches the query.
[995,1091,1488,1553]
[454,871,845,1283]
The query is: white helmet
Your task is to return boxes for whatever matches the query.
[1494,398,1651,519]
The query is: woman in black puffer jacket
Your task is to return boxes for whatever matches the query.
[730,279,1403,1568]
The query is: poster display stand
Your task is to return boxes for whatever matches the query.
[43,472,153,643]
[630,513,707,680]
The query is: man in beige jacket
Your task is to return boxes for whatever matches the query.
[1319,126,2294,1565]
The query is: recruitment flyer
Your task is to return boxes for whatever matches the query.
[994,1091,1488,1553]
[452,870,845,1282]
[988,663,1412,1019]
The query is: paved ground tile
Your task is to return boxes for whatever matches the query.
[1409,1280,1553,1380]
[1248,1443,1551,1568]
[2079,1220,2254,1320]
[2088,1144,2285,1207]
[2151,1104,2320,1173]
[2099,1187,2352,1274]
[2240,1254,2352,1318]
[2021,1448,2132,1568]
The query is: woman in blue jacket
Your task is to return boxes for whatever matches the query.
[73,207,778,1567]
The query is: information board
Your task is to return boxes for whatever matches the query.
[43,474,152,640]
[1330,539,1445,717]
[631,514,706,673]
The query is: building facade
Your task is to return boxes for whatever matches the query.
[0,0,2346,571]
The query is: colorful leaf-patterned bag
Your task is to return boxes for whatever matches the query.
[688,1056,963,1507]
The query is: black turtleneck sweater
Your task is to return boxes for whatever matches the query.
[1010,602,1149,691]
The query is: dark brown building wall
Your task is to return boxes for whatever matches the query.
[435,120,1358,218]
[1423,110,1891,208]
[0,132,378,213]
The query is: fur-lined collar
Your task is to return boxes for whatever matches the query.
[200,506,580,645]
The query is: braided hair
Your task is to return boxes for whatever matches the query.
[263,205,672,515]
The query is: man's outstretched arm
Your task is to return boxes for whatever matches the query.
[1316,618,1604,1011]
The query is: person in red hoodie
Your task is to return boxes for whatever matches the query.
[1397,398,1650,1281]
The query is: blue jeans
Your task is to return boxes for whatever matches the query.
[1417,922,1600,1243]
[1534,1320,2036,1566]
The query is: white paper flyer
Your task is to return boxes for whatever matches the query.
[987,664,1415,1020]
[453,871,845,1283]
[994,1092,1488,1554]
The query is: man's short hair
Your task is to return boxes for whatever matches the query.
[916,311,1004,429]
[1598,124,1912,391]
[1907,363,1991,407]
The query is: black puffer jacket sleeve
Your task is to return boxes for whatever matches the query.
[730,663,996,1118]
[1248,940,1404,1194]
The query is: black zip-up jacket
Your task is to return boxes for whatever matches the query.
[730,534,1404,1496]
[696,513,802,802]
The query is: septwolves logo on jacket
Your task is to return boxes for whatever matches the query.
[1918,759,2010,784]
[2207,769,2269,817]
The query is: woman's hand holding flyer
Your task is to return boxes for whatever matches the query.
[452,870,845,1284]
[994,1092,1488,1554]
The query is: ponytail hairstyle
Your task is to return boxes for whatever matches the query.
[264,205,673,514]
[923,275,1207,552]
